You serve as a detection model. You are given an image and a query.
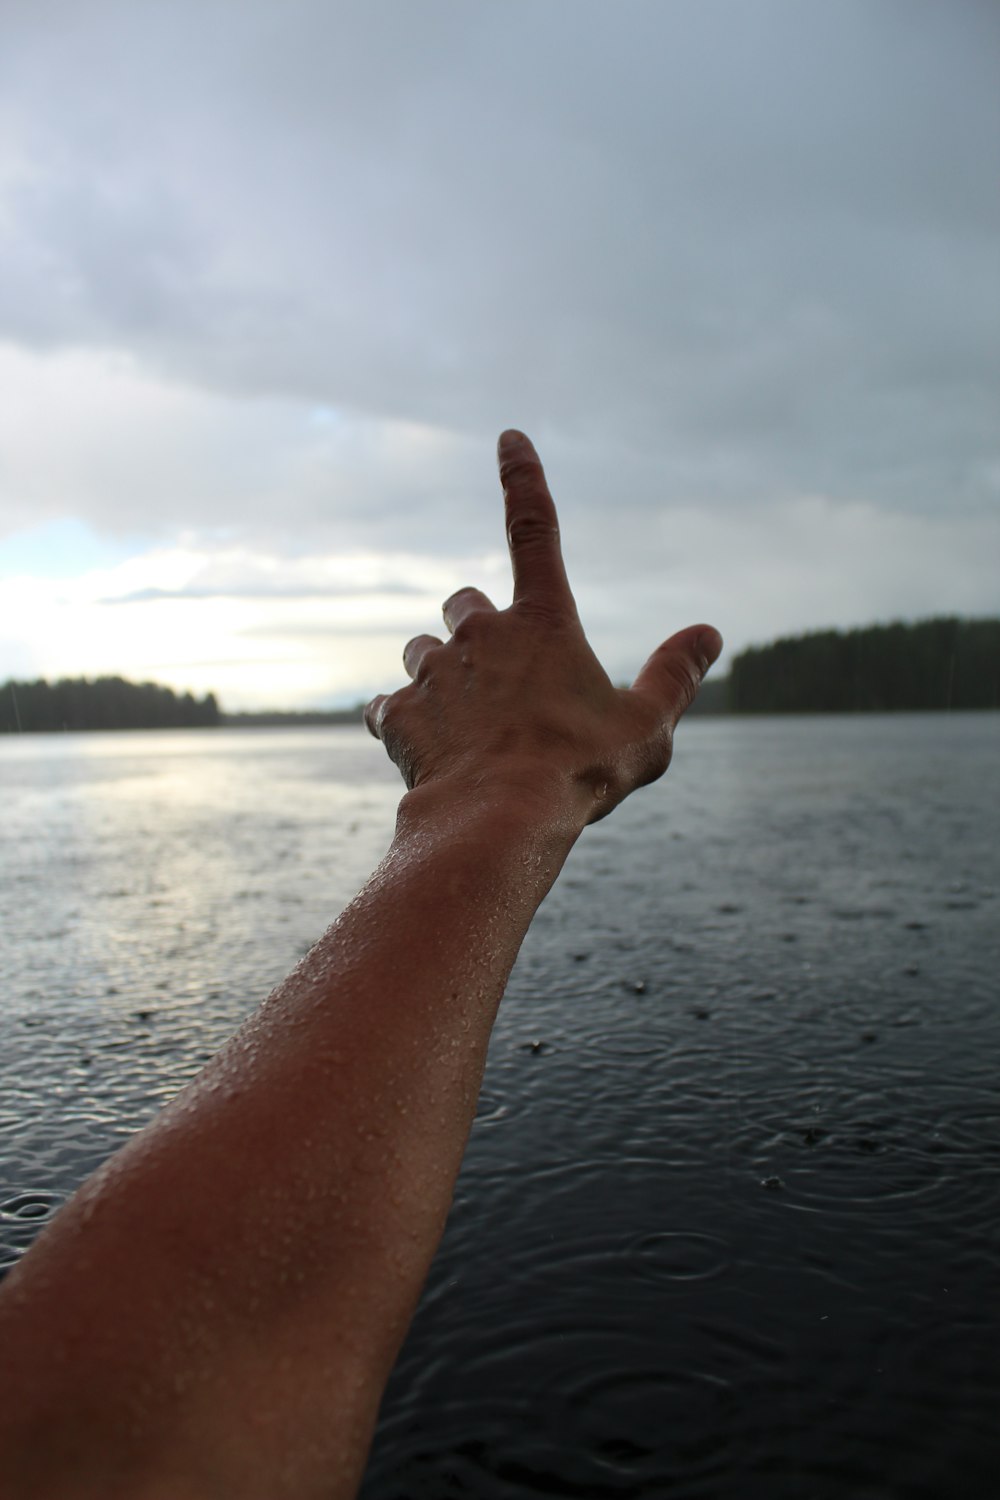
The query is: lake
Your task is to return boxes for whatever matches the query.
[1,716,998,1497]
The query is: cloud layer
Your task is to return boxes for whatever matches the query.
[1,0,997,704]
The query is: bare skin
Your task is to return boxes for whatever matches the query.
[0,430,721,1499]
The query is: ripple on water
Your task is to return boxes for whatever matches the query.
[0,1189,65,1275]
[474,1088,509,1128]
[728,1075,1000,1235]
[627,1229,730,1285]
[365,1324,732,1498]
[0,1189,62,1222]
[4,719,999,1496]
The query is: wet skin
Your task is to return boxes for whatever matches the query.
[0,430,720,1500]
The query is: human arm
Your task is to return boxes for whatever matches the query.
[0,430,721,1499]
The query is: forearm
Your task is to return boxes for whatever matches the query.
[0,425,720,1500]
[0,784,581,1499]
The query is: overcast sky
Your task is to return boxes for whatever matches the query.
[1,0,997,708]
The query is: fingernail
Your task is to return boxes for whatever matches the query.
[363,695,386,738]
[696,627,723,672]
[497,428,531,459]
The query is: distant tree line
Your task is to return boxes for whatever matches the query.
[679,675,730,715]
[728,617,999,713]
[1,677,220,733]
[222,707,365,728]
[4,618,996,731]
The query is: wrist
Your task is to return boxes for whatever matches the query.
[393,768,588,867]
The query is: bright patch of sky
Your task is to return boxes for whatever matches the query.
[0,517,140,579]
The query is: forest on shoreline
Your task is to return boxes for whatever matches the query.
[726,617,999,713]
[2,617,997,732]
[0,676,220,733]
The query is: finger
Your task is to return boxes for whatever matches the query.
[363,694,388,739]
[441,586,497,634]
[497,429,575,614]
[403,634,443,680]
[630,625,723,728]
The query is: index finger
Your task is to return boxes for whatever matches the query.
[497,429,575,614]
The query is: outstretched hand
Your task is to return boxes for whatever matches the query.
[0,429,723,1500]
[365,430,721,829]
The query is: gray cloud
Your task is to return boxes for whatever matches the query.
[101,583,424,605]
[1,0,997,675]
[237,620,431,641]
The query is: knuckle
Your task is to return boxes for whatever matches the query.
[451,613,485,646]
[443,585,478,613]
[498,452,543,490]
[363,697,383,738]
[413,644,443,685]
[376,688,408,736]
[514,596,567,625]
[661,654,701,712]
[633,726,674,787]
[506,511,559,552]
[367,686,423,789]
[375,696,396,736]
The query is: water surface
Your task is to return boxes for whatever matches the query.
[1,716,998,1497]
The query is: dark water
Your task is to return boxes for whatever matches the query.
[2,717,998,1497]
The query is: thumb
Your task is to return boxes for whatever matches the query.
[630,624,723,726]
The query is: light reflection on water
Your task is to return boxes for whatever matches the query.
[1,716,999,1497]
